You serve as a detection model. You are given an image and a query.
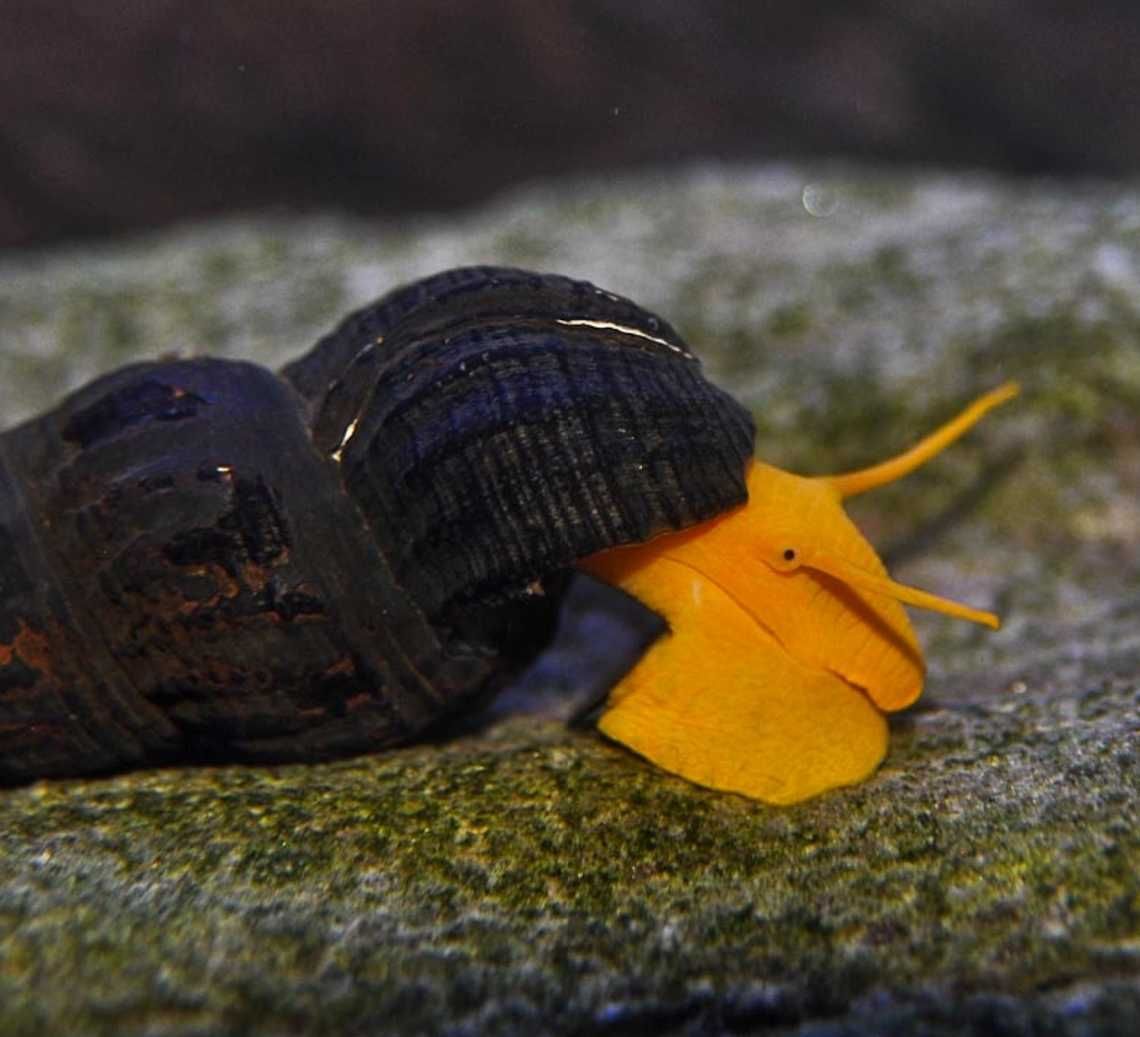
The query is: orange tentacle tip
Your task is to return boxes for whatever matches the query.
[579,381,1018,805]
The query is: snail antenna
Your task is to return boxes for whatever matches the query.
[823,382,1019,499]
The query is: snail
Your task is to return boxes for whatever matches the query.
[0,266,1014,803]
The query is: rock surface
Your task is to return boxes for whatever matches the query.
[0,164,1137,1035]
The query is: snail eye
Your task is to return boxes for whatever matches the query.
[768,546,801,572]
[773,546,805,573]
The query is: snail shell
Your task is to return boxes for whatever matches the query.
[0,267,754,783]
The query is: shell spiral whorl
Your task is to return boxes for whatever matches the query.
[287,268,755,622]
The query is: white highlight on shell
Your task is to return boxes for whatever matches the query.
[331,416,360,463]
[553,318,692,358]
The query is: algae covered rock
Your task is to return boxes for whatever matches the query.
[0,164,1137,1035]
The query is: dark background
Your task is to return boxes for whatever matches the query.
[4,1,1139,249]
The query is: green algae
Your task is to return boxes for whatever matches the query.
[0,668,1135,1035]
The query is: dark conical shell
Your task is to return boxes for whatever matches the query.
[283,267,756,632]
[0,358,495,782]
[0,267,754,783]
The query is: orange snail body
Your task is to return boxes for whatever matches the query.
[582,383,1016,804]
[0,267,1013,801]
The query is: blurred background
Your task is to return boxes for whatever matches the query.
[5,0,1140,251]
